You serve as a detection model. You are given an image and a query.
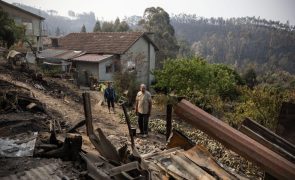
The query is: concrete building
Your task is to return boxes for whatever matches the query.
[0,0,45,50]
[58,32,158,86]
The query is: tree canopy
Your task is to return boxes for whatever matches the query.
[81,24,86,32]
[93,21,101,32]
[153,57,241,107]
[100,18,130,32]
[139,7,179,68]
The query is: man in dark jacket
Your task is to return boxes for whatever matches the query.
[104,82,116,113]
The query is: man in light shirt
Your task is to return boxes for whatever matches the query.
[135,84,152,138]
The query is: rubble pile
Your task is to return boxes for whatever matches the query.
[0,79,48,136]
[0,78,83,179]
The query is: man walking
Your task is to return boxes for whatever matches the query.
[135,84,152,137]
[104,82,116,113]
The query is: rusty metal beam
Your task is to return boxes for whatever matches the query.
[239,119,295,163]
[166,104,173,141]
[174,99,295,179]
[242,118,295,157]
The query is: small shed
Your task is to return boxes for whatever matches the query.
[38,49,84,72]
[70,54,119,85]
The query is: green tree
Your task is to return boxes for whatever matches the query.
[117,21,130,32]
[113,18,120,32]
[177,38,194,58]
[243,68,257,89]
[93,20,101,32]
[0,8,25,48]
[231,85,288,130]
[139,7,179,68]
[55,27,61,36]
[113,70,138,105]
[153,57,241,110]
[81,24,86,32]
[101,21,114,32]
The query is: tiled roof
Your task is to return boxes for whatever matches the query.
[71,54,113,63]
[58,32,158,54]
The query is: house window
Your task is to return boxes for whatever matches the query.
[106,64,113,73]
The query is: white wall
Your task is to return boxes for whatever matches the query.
[149,43,156,84]
[120,37,156,86]
[99,59,114,81]
[75,57,115,84]
[76,62,99,84]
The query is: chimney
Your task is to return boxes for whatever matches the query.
[51,38,59,48]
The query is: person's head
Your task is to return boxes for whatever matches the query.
[107,82,112,88]
[140,84,146,93]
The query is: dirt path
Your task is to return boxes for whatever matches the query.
[0,69,165,155]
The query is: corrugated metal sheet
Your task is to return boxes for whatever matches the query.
[0,132,38,157]
[72,54,113,63]
[38,49,67,59]
[1,161,67,180]
[144,145,243,180]
[53,50,85,60]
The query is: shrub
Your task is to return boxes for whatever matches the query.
[153,57,242,111]
[113,70,139,106]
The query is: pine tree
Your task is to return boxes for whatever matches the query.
[55,27,60,36]
[93,21,101,32]
[81,24,86,32]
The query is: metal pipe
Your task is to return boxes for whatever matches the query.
[174,99,295,179]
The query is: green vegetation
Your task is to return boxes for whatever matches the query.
[0,8,25,48]
[80,24,86,32]
[100,18,130,32]
[113,70,139,105]
[153,57,241,109]
[93,21,101,32]
[153,57,295,130]
[138,7,179,68]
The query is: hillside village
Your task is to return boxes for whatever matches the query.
[0,1,295,180]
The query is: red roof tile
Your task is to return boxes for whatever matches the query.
[58,32,157,54]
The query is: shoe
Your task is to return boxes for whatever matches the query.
[142,134,148,138]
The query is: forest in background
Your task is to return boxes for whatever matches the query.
[172,14,295,74]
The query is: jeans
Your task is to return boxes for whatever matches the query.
[107,98,114,110]
[138,113,149,134]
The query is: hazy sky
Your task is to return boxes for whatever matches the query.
[4,0,295,24]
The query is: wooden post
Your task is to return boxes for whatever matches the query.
[166,104,173,141]
[83,92,93,136]
[121,103,135,149]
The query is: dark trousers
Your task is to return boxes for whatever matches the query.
[138,113,149,134]
[107,98,114,110]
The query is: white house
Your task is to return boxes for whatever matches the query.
[57,32,158,86]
